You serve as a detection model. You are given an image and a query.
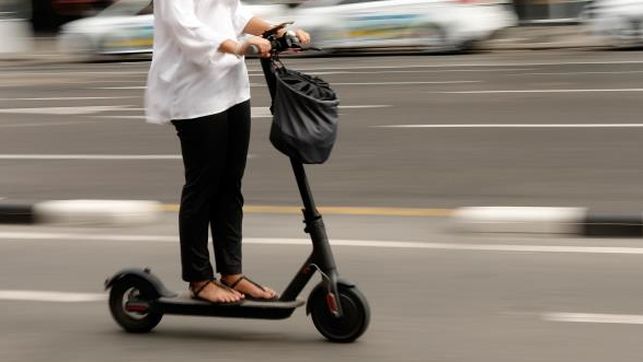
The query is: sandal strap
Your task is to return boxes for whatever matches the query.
[190,280,213,297]
[211,279,238,294]
[227,275,266,292]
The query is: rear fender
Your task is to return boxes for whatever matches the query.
[104,268,176,298]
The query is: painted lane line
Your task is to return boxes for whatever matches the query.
[0,71,148,76]
[339,105,392,109]
[543,312,643,325]
[94,115,272,120]
[0,290,106,303]
[0,121,92,128]
[92,116,146,120]
[0,154,183,160]
[255,60,643,72]
[333,81,481,86]
[516,71,643,76]
[161,204,451,217]
[7,231,643,255]
[94,86,147,90]
[96,82,477,89]
[0,105,137,115]
[375,124,643,129]
[0,96,138,101]
[92,105,389,121]
[0,154,256,160]
[248,68,535,76]
[435,88,643,94]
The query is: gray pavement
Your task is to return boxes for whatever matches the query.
[1,49,643,209]
[4,215,643,361]
[3,49,643,361]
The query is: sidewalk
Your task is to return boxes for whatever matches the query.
[0,35,69,65]
[480,24,603,50]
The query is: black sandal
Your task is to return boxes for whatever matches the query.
[190,280,242,305]
[223,275,279,301]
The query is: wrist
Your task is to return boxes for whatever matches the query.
[234,42,243,56]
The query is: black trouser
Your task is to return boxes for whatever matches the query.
[172,100,251,282]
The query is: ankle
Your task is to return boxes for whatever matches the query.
[220,274,241,283]
[189,280,209,289]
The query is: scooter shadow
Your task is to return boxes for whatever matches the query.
[105,326,329,345]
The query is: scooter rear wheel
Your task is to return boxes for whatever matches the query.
[109,278,163,333]
[308,283,370,343]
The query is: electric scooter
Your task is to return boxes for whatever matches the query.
[104,25,370,343]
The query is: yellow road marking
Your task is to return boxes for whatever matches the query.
[161,204,452,217]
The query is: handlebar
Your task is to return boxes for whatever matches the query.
[245,23,320,58]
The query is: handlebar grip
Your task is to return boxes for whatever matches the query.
[246,44,260,56]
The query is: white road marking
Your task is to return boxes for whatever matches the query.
[97,81,475,89]
[333,81,481,86]
[435,88,643,94]
[94,86,147,90]
[5,231,643,255]
[339,105,391,109]
[92,116,146,120]
[517,71,643,76]
[0,96,137,101]
[0,121,91,128]
[0,290,105,303]
[262,60,643,72]
[0,154,182,160]
[248,68,534,76]
[543,312,643,325]
[0,71,148,76]
[376,124,643,129]
[0,105,136,115]
[0,154,256,160]
[91,105,388,121]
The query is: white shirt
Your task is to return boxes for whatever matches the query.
[145,0,254,124]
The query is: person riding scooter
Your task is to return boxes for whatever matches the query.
[144,0,310,304]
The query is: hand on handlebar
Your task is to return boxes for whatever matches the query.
[241,37,272,58]
[292,29,311,46]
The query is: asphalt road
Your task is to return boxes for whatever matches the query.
[2,49,643,362]
[1,49,643,210]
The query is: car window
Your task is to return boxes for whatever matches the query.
[139,1,153,15]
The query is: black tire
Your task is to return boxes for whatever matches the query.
[108,278,163,333]
[308,283,370,343]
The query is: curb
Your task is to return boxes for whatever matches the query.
[479,25,603,51]
[0,200,162,225]
[453,207,643,237]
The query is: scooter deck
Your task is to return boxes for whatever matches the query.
[151,293,305,320]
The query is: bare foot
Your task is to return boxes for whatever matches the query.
[190,280,243,303]
[221,274,278,300]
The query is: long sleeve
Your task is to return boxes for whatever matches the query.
[156,0,226,67]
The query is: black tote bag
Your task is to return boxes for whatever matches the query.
[269,67,339,164]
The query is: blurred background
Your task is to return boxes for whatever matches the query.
[2,1,643,362]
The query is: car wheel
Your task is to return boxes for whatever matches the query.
[413,24,448,53]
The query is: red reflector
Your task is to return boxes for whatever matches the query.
[326,293,338,314]
[125,303,148,313]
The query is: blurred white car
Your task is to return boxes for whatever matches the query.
[285,0,518,52]
[582,0,643,47]
[57,0,284,58]
[58,0,517,58]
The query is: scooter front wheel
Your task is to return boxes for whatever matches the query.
[108,277,163,333]
[308,283,370,343]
